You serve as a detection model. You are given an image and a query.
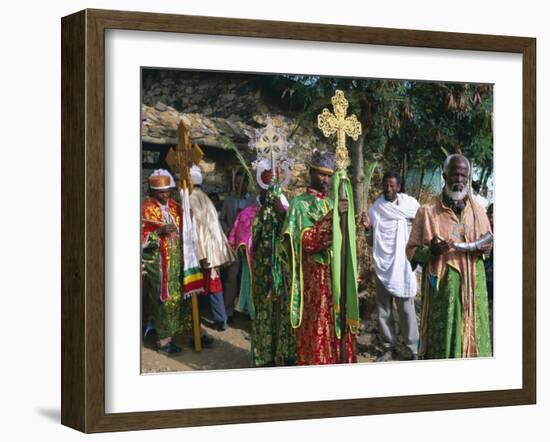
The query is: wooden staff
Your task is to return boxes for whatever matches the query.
[191,291,201,352]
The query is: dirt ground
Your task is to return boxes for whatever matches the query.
[142,311,254,373]
[141,295,420,373]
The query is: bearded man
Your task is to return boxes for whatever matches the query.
[406,154,493,359]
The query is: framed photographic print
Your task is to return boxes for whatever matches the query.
[61,8,536,433]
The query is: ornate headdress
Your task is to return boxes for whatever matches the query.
[148,169,175,189]
[309,149,335,175]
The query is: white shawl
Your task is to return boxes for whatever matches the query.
[368,193,420,298]
[189,188,235,268]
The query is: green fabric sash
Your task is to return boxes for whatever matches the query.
[331,170,360,338]
[237,249,255,319]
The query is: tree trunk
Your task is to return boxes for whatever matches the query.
[351,134,366,216]
[479,167,487,194]
[482,165,492,195]
[401,151,408,193]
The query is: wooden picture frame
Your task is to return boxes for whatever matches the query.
[61,8,536,433]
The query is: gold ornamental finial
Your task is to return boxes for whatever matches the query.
[317,90,362,170]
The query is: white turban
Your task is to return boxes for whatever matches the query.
[190,165,203,185]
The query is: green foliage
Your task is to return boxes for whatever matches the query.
[260,75,494,176]
[218,135,256,190]
[363,161,378,205]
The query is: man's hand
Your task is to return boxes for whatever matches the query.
[361,211,371,229]
[273,198,286,215]
[478,241,493,254]
[338,198,349,214]
[158,224,178,237]
[429,236,453,256]
[200,259,210,270]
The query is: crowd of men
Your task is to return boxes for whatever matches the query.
[141,151,493,366]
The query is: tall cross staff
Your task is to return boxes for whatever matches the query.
[166,120,204,352]
[318,90,362,363]
[249,117,293,365]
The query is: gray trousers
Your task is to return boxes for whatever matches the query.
[375,275,419,355]
[221,260,241,317]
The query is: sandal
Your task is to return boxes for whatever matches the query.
[157,342,182,355]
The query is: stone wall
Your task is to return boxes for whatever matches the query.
[142,70,267,120]
[141,69,333,199]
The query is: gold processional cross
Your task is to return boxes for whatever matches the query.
[164,120,204,352]
[317,90,362,170]
[165,120,204,191]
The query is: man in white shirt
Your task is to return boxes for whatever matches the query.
[471,180,489,212]
[362,171,420,361]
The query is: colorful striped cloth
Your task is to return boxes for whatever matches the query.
[180,188,204,297]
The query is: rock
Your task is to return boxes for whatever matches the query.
[155,101,167,112]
